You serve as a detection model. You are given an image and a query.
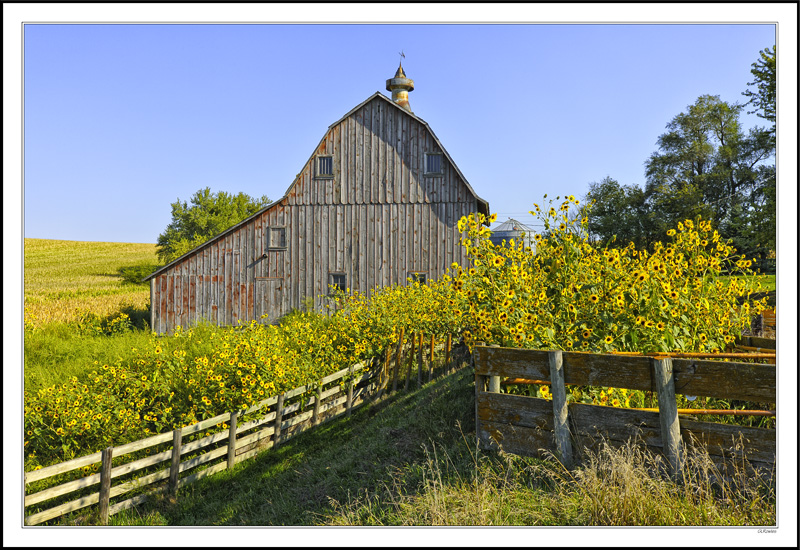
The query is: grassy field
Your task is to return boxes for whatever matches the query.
[24,239,159,392]
[24,239,777,527]
[24,238,158,327]
[96,367,774,527]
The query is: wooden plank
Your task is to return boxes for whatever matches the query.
[356,108,364,205]
[25,471,102,507]
[25,490,100,526]
[149,278,156,333]
[178,459,228,489]
[671,359,775,403]
[370,98,378,203]
[477,391,555,432]
[179,428,229,456]
[679,418,775,465]
[478,419,554,457]
[109,448,172,480]
[569,401,664,447]
[108,486,164,517]
[110,466,169,501]
[654,357,683,478]
[234,424,275,451]
[112,430,174,459]
[25,451,102,484]
[178,445,228,476]
[736,336,776,349]
[474,346,551,379]
[180,411,232,437]
[236,410,277,435]
[477,347,776,403]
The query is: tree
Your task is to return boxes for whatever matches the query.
[742,45,776,147]
[584,177,650,249]
[644,94,773,257]
[156,187,271,264]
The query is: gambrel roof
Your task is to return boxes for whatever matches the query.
[144,91,488,282]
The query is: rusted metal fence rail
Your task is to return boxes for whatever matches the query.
[474,346,777,478]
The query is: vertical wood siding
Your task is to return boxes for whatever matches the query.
[151,96,483,334]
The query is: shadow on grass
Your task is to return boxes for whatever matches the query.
[130,368,477,526]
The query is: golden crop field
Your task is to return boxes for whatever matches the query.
[24,239,158,327]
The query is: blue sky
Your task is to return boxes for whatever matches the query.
[19,21,778,243]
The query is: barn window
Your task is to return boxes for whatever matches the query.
[316,155,334,178]
[328,272,346,295]
[424,153,443,175]
[268,227,287,249]
[407,272,427,285]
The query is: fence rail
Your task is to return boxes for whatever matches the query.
[24,360,378,526]
[474,346,776,477]
[24,331,469,526]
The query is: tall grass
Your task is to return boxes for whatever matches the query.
[326,437,775,527]
[99,367,774,527]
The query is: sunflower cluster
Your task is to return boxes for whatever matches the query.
[453,196,766,355]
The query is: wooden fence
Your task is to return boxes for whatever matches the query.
[24,331,468,526]
[474,346,776,478]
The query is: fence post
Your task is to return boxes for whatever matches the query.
[405,333,416,391]
[312,383,322,426]
[474,341,487,448]
[346,370,354,417]
[274,394,285,447]
[417,332,424,387]
[445,334,452,374]
[653,357,683,480]
[391,327,404,393]
[428,334,435,382]
[98,446,113,525]
[227,412,238,469]
[549,350,573,469]
[488,344,501,393]
[169,428,182,496]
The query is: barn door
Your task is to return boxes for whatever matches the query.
[255,278,283,324]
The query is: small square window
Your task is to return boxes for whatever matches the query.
[316,155,334,178]
[407,272,427,285]
[269,227,287,249]
[329,272,346,294]
[424,153,443,175]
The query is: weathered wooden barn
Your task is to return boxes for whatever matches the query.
[144,65,490,334]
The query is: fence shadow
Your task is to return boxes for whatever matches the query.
[137,367,476,526]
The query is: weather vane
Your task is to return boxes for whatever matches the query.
[399,50,405,62]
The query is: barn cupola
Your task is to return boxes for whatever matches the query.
[386,63,414,113]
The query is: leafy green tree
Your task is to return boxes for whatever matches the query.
[156,187,271,264]
[584,177,650,249]
[644,94,773,257]
[742,45,776,147]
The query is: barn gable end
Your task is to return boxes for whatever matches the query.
[146,67,489,334]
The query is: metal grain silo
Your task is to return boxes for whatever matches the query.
[489,218,536,252]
